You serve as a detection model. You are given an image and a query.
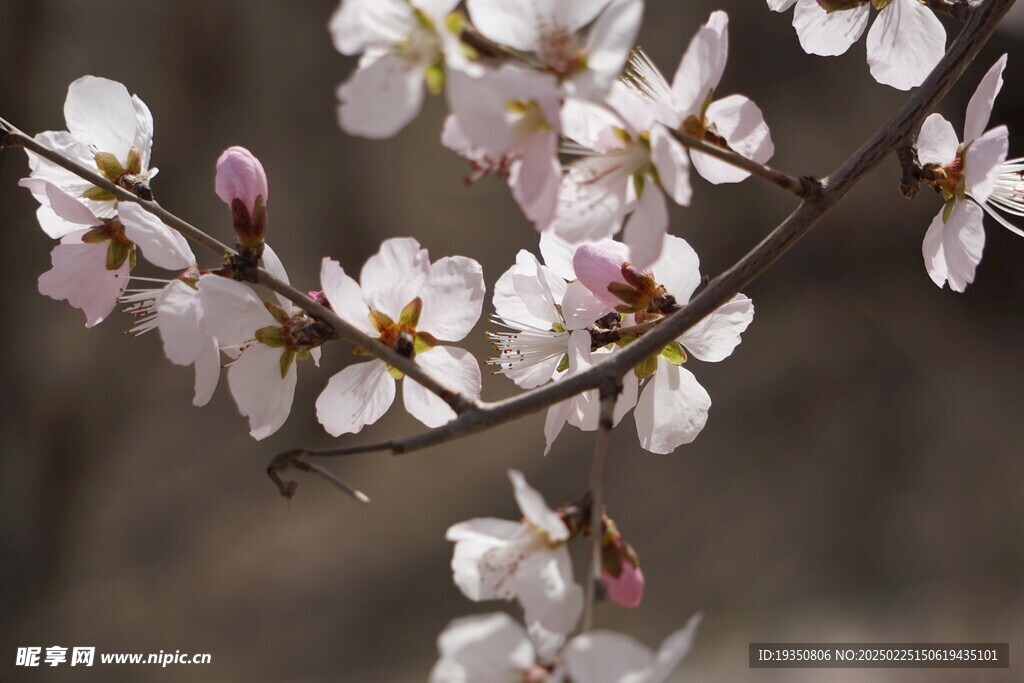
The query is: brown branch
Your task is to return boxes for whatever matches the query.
[1,125,478,416]
[267,450,371,503]
[668,127,821,199]
[925,0,974,21]
[581,380,618,633]
[282,0,1016,473]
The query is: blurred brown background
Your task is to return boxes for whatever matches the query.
[1,1,1022,681]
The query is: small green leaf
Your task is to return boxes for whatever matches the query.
[255,325,286,348]
[387,364,405,380]
[94,152,124,181]
[425,62,445,96]
[400,297,423,328]
[106,240,132,270]
[369,310,395,334]
[660,341,688,365]
[82,186,117,202]
[81,226,110,244]
[615,335,636,348]
[265,301,291,325]
[633,354,658,379]
[279,349,296,379]
[445,10,467,36]
[414,331,438,355]
[126,146,143,175]
[555,353,570,374]
[551,322,566,334]
[632,172,645,199]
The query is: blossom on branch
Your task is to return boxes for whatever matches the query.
[24,75,156,237]
[917,55,1010,292]
[428,612,551,683]
[446,469,584,638]
[623,11,774,185]
[768,0,945,91]
[315,237,484,434]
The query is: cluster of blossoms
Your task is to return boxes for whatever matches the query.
[8,0,1023,679]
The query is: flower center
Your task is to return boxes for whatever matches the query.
[537,26,585,76]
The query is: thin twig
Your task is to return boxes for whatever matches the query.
[1,126,478,415]
[581,381,619,633]
[267,450,371,503]
[284,0,1015,468]
[668,128,821,200]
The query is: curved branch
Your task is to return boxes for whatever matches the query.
[1,126,478,414]
[289,0,1015,464]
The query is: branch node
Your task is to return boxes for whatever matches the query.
[800,175,824,201]
[897,145,922,199]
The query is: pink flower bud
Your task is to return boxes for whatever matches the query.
[573,240,632,308]
[215,146,269,248]
[603,558,645,608]
[215,146,268,211]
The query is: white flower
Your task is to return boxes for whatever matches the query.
[917,55,1010,292]
[329,0,467,138]
[552,88,691,268]
[197,268,321,440]
[26,75,156,238]
[429,612,552,683]
[769,0,945,91]
[315,237,484,435]
[573,237,754,454]
[446,470,584,636]
[465,0,644,99]
[563,613,702,683]
[445,66,562,227]
[623,11,774,184]
[487,231,606,388]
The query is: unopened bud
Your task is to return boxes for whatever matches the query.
[573,240,634,308]
[216,146,269,248]
[600,514,644,608]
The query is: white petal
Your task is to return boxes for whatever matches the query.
[622,185,668,269]
[551,159,628,243]
[118,203,195,270]
[316,360,395,436]
[18,178,100,229]
[493,258,552,330]
[965,54,1007,143]
[607,81,657,134]
[430,612,534,683]
[679,293,754,363]
[866,0,945,91]
[259,244,294,312]
[916,114,959,166]
[634,360,711,454]
[964,126,1009,203]
[650,234,701,304]
[508,469,569,541]
[538,230,578,281]
[447,519,529,600]
[543,400,573,456]
[515,547,584,634]
[562,280,614,330]
[403,346,482,427]
[420,256,486,342]
[192,336,221,408]
[226,344,296,440]
[37,233,128,328]
[614,370,639,426]
[768,0,797,10]
[792,0,868,57]
[650,125,692,206]
[513,250,567,324]
[329,0,414,54]
[694,95,774,185]
[360,237,431,319]
[565,631,654,683]
[131,95,155,169]
[320,257,375,335]
[466,0,554,51]
[155,280,206,366]
[64,76,138,159]
[196,276,276,345]
[337,53,426,139]
[579,0,644,98]
[644,614,703,683]
[560,97,629,153]
[671,10,730,117]
[922,201,985,292]
[556,0,615,30]
[511,131,561,229]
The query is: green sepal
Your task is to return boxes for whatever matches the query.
[615,335,636,348]
[551,321,566,334]
[612,126,631,145]
[633,354,658,379]
[870,0,891,9]
[265,301,291,324]
[414,331,438,355]
[608,281,643,307]
[82,186,117,202]
[81,226,110,244]
[255,325,286,348]
[445,11,467,36]
[601,539,623,578]
[279,349,296,379]
[126,146,142,175]
[400,297,423,328]
[369,310,395,334]
[129,245,137,270]
[555,353,570,374]
[637,130,651,151]
[942,197,956,223]
[94,152,124,181]
[425,61,445,96]
[387,364,405,380]
[699,88,715,120]
[820,0,866,12]
[413,6,435,29]
[660,341,687,365]
[632,172,645,199]
[106,239,133,270]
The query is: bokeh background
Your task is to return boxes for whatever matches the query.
[1,1,1022,680]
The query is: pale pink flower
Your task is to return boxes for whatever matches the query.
[564,614,703,683]
[429,612,550,683]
